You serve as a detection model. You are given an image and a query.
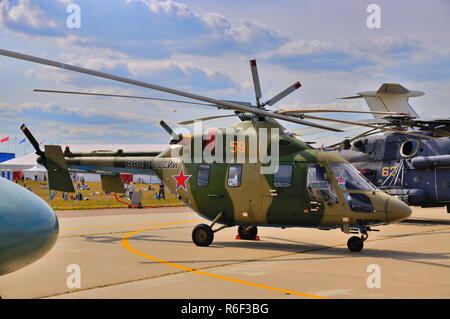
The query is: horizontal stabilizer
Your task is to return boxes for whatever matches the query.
[340,95,362,100]
[377,83,411,94]
[44,145,75,192]
[101,174,125,193]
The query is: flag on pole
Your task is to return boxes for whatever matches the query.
[19,138,26,144]
[0,136,9,143]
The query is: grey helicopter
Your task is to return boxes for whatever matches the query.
[324,83,450,213]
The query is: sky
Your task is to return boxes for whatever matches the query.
[0,0,449,154]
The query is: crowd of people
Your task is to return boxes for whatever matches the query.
[123,180,166,200]
[17,173,170,204]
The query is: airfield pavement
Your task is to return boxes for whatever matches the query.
[0,206,449,299]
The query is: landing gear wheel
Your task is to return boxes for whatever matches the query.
[192,224,214,247]
[347,236,364,252]
[238,225,258,240]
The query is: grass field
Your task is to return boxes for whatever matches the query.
[17,180,184,210]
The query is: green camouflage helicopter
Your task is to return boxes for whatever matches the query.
[1,49,421,252]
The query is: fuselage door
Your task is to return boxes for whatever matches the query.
[263,162,305,225]
[305,162,345,225]
[226,163,262,224]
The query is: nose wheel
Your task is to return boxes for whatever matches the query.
[192,224,214,246]
[192,212,231,247]
[347,228,368,252]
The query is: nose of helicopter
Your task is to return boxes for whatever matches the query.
[386,196,412,223]
[0,177,59,276]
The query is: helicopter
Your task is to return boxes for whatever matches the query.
[0,48,429,252]
[324,84,450,213]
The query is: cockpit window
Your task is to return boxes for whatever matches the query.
[307,164,339,204]
[330,162,377,191]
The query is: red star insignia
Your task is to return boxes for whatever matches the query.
[337,175,345,184]
[172,168,192,191]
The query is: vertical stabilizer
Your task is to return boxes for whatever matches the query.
[44,145,75,192]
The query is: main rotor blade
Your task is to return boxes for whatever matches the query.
[33,89,216,107]
[178,114,236,125]
[299,114,438,140]
[20,124,44,156]
[264,82,301,106]
[250,59,262,104]
[0,49,343,132]
[279,109,404,116]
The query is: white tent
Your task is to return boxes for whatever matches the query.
[0,152,36,171]
[23,164,47,181]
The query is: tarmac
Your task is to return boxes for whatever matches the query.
[0,206,448,299]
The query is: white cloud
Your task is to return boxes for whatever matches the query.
[0,100,162,126]
[24,120,163,141]
[51,44,234,87]
[200,12,282,43]
[127,0,283,44]
[139,0,193,17]
[201,12,229,29]
[262,39,333,58]
[25,66,72,83]
[57,0,73,5]
[0,0,57,29]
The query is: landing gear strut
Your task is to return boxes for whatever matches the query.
[347,227,368,252]
[192,212,230,247]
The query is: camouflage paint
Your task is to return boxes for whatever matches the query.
[56,121,411,229]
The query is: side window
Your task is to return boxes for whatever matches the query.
[227,164,242,187]
[274,164,293,187]
[197,164,210,187]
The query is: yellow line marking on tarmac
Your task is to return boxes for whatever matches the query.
[121,220,329,299]
[61,220,201,231]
